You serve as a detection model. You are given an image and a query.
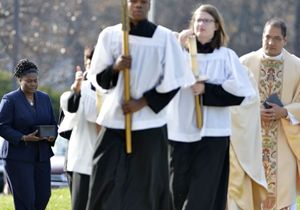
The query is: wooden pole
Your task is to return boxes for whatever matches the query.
[188,35,203,128]
[121,0,132,154]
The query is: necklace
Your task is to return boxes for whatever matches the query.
[25,94,34,106]
[27,99,34,106]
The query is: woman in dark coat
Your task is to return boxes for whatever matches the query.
[0,59,57,210]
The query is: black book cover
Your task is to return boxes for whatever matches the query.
[263,93,283,108]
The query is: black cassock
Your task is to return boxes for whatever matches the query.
[88,126,172,210]
[169,54,245,210]
[86,19,179,210]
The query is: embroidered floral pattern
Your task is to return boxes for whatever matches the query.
[280,207,291,210]
[259,58,284,210]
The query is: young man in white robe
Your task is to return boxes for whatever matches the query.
[86,0,194,209]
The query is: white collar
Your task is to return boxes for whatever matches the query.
[262,51,283,61]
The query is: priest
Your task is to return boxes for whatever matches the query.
[239,18,300,210]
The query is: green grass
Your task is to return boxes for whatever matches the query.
[0,187,71,210]
[0,188,299,209]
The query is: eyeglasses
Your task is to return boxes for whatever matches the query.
[264,35,284,43]
[196,18,215,24]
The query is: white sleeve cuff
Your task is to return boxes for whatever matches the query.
[287,112,300,125]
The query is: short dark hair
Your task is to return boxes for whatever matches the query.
[264,18,287,38]
[14,59,39,78]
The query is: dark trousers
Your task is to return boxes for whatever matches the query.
[70,172,90,210]
[169,137,229,210]
[66,171,73,193]
[4,159,51,210]
[86,126,172,210]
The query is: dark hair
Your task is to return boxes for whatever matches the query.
[263,17,287,38]
[189,4,228,48]
[14,59,39,78]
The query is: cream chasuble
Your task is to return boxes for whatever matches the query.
[239,49,300,210]
[229,69,268,210]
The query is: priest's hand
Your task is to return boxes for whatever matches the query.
[261,102,287,121]
[261,107,274,122]
[113,55,132,72]
[262,194,276,209]
[122,97,147,114]
[191,81,205,95]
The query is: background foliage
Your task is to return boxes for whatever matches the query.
[1,0,300,91]
[0,70,60,119]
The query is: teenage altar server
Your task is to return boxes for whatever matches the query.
[167,4,255,210]
[86,0,194,209]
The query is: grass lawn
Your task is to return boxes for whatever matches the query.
[0,187,71,210]
[0,188,299,209]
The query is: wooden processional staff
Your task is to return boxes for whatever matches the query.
[121,0,132,154]
[188,35,203,128]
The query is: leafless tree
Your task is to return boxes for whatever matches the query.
[0,0,299,91]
